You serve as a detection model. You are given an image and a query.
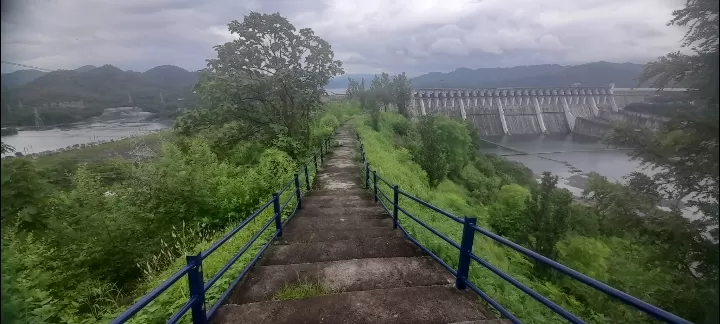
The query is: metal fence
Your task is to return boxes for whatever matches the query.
[111,131,337,324]
[356,132,691,324]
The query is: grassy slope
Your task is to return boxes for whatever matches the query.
[354,113,585,323]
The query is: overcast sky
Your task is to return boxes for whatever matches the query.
[1,0,687,75]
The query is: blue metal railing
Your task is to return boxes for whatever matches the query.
[357,133,692,324]
[112,132,336,324]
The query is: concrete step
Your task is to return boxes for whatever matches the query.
[316,171,362,181]
[228,257,453,303]
[310,188,369,197]
[286,216,393,231]
[302,196,378,208]
[292,206,387,219]
[276,227,402,244]
[214,285,493,324]
[449,320,511,324]
[316,174,361,191]
[324,158,356,168]
[322,166,363,175]
[260,237,422,266]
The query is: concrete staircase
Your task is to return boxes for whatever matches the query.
[214,126,503,324]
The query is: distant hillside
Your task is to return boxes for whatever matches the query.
[326,74,377,90]
[1,64,199,126]
[3,64,198,106]
[143,65,199,89]
[75,65,97,72]
[1,69,46,88]
[410,62,647,88]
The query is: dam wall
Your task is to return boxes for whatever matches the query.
[410,86,684,137]
[411,87,614,135]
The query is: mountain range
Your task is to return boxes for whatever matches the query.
[327,62,650,90]
[1,64,199,107]
[1,64,200,126]
[4,61,649,99]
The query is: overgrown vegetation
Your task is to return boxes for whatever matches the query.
[1,12,357,323]
[271,279,333,301]
[356,111,716,323]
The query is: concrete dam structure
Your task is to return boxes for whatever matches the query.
[409,86,682,137]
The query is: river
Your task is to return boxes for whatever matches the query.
[479,133,706,222]
[480,133,644,183]
[1,108,173,156]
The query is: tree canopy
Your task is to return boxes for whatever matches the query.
[193,12,344,157]
[606,0,718,321]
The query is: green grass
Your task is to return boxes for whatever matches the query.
[271,279,333,301]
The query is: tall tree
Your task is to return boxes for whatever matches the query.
[345,78,360,99]
[200,12,344,157]
[526,172,573,278]
[370,73,393,112]
[392,73,413,117]
[609,0,718,235]
[606,2,718,319]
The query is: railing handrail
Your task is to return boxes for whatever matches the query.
[112,128,339,324]
[356,131,692,324]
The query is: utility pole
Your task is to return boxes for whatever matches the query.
[128,93,133,105]
[160,92,164,104]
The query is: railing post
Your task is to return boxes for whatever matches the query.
[392,185,399,229]
[273,192,282,237]
[186,253,207,324]
[294,174,302,210]
[304,164,310,191]
[373,171,378,203]
[456,217,477,290]
[320,145,324,163]
[314,154,318,171]
[365,163,370,189]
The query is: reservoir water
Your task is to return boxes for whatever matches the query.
[480,133,640,197]
[1,121,172,156]
[480,133,643,182]
[480,133,704,222]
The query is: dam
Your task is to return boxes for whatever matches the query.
[410,85,685,137]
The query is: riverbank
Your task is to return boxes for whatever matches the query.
[26,130,173,168]
[1,127,18,136]
[1,120,172,157]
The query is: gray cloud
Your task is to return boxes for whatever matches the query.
[2,0,687,75]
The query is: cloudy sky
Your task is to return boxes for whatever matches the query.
[1,0,687,75]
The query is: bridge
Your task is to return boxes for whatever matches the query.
[112,124,691,324]
[410,85,685,137]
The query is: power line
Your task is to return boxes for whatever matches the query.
[1,60,56,72]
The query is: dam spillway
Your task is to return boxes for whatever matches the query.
[409,85,678,137]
